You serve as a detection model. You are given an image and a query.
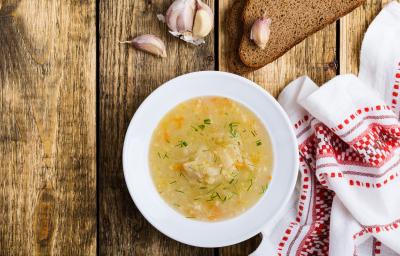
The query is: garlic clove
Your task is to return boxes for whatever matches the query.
[250,18,271,49]
[196,0,213,20]
[179,0,197,32]
[165,0,196,33]
[120,34,167,58]
[193,0,214,38]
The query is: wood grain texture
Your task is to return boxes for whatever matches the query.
[0,0,96,255]
[98,0,215,255]
[220,0,337,98]
[340,0,399,74]
[219,0,336,254]
[219,234,262,256]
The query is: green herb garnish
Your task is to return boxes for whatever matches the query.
[176,140,188,148]
[256,140,262,146]
[247,179,253,191]
[169,180,177,184]
[191,125,199,132]
[210,192,219,199]
[157,152,168,159]
[207,183,221,194]
[260,183,269,194]
[175,189,185,193]
[228,122,240,138]
[204,118,211,125]
[210,192,226,201]
[251,130,257,137]
[198,124,205,130]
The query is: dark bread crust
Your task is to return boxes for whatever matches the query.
[225,0,257,74]
[239,0,365,68]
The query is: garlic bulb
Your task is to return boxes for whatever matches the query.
[250,17,271,49]
[120,34,167,58]
[157,0,214,45]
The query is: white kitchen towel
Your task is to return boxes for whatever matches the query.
[252,2,400,255]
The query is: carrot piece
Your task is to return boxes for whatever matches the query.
[163,130,170,142]
[172,116,184,129]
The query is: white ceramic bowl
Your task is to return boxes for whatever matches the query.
[123,71,298,248]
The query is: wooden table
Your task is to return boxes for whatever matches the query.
[0,0,395,255]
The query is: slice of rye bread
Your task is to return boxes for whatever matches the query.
[226,0,257,74]
[239,0,365,68]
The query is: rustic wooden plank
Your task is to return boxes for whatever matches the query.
[219,235,262,256]
[99,0,215,255]
[340,0,398,74]
[220,0,337,98]
[0,0,96,255]
[218,0,337,254]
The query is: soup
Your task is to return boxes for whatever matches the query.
[149,96,273,221]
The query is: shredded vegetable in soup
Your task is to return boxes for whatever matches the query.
[149,96,273,221]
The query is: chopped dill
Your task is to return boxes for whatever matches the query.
[260,183,269,194]
[228,122,240,138]
[175,189,184,193]
[247,179,253,191]
[256,140,262,146]
[169,180,177,184]
[174,203,181,207]
[213,154,218,163]
[204,118,211,125]
[191,125,199,132]
[199,186,207,189]
[210,192,226,201]
[247,162,255,167]
[207,183,221,194]
[229,179,235,184]
[176,140,188,148]
[179,172,189,181]
[210,192,219,199]
[157,152,168,159]
[251,130,257,137]
[198,124,206,130]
